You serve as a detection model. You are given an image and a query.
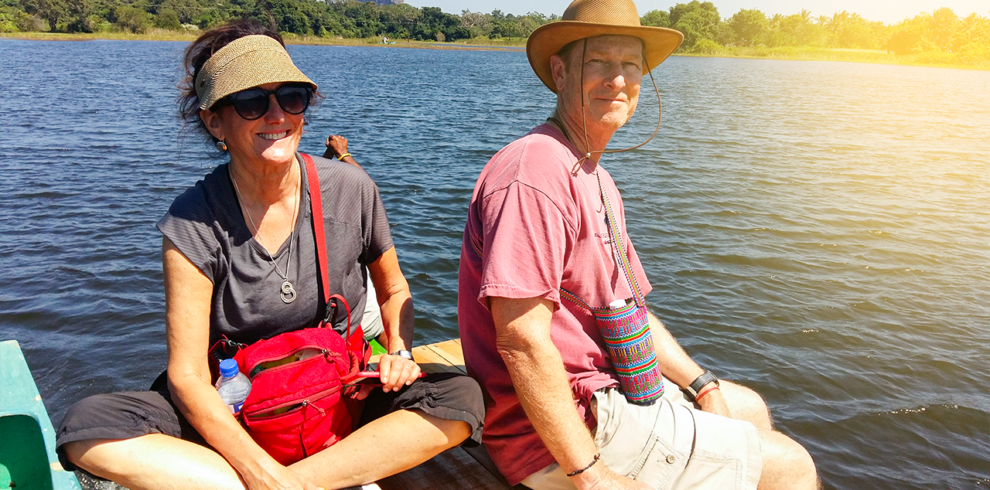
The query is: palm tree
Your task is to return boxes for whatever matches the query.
[827,11,850,35]
[771,13,783,28]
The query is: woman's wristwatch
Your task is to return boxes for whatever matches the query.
[390,350,413,360]
[684,369,719,402]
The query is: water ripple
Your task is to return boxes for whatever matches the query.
[1,40,988,489]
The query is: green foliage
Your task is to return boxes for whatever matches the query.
[668,1,720,47]
[0,6,19,30]
[0,5,44,30]
[1,0,987,68]
[728,9,768,46]
[22,0,67,31]
[153,6,177,28]
[114,4,147,32]
[690,37,722,54]
[640,9,669,28]
[632,2,988,67]
[65,0,94,31]
[887,30,921,54]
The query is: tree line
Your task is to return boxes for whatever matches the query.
[641,1,988,61]
[1,0,987,64]
[0,0,556,41]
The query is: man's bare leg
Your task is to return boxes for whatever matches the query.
[720,380,774,430]
[757,430,820,490]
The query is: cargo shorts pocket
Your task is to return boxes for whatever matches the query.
[593,389,686,489]
[628,434,684,489]
[670,453,745,490]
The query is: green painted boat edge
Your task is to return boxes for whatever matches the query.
[369,338,387,356]
[1,340,82,490]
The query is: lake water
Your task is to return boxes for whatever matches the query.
[1,39,988,489]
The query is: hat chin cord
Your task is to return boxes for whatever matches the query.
[556,38,664,175]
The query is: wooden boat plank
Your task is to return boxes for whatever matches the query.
[424,340,469,370]
[377,339,524,490]
[410,342,466,375]
[377,446,512,490]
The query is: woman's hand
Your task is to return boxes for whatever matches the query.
[242,458,325,490]
[376,354,421,392]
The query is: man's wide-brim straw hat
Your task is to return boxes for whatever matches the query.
[195,35,317,111]
[526,0,684,93]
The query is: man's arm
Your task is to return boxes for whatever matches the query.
[490,296,649,490]
[323,135,362,170]
[646,311,730,417]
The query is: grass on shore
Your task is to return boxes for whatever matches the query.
[3,30,986,70]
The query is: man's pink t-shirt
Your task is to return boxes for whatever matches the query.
[458,124,653,485]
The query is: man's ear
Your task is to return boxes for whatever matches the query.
[550,54,567,94]
[199,109,224,141]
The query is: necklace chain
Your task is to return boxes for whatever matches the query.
[229,165,299,304]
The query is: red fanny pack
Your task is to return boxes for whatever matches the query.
[211,153,370,465]
[234,295,366,465]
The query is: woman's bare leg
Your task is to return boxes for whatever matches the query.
[64,435,245,490]
[291,410,470,489]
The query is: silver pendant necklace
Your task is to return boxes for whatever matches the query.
[229,166,299,304]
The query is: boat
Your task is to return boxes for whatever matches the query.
[0,340,82,490]
[1,338,511,490]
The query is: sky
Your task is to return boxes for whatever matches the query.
[404,0,990,25]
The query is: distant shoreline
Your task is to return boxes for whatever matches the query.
[0,31,526,49]
[3,31,985,71]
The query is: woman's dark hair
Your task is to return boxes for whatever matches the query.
[177,19,318,145]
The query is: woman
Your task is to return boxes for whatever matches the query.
[56,20,483,490]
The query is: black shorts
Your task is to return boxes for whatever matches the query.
[55,372,484,471]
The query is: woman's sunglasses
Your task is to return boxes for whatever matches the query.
[217,84,313,120]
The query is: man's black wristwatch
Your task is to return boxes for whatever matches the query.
[684,369,719,402]
[390,349,413,360]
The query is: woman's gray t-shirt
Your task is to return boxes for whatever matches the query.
[157,154,393,345]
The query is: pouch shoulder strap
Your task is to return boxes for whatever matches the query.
[597,172,646,307]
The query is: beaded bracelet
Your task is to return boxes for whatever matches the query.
[337,152,351,160]
[695,385,720,403]
[566,453,600,477]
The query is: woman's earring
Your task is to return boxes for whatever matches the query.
[216,139,228,152]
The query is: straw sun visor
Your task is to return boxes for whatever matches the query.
[195,35,317,111]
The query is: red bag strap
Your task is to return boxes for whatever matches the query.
[302,153,366,364]
[302,153,330,307]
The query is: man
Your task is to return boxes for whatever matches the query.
[457,0,819,488]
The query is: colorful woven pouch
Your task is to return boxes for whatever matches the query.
[592,300,664,405]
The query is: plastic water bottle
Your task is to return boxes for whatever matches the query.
[216,358,251,416]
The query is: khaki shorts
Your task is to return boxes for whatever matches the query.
[521,381,762,490]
